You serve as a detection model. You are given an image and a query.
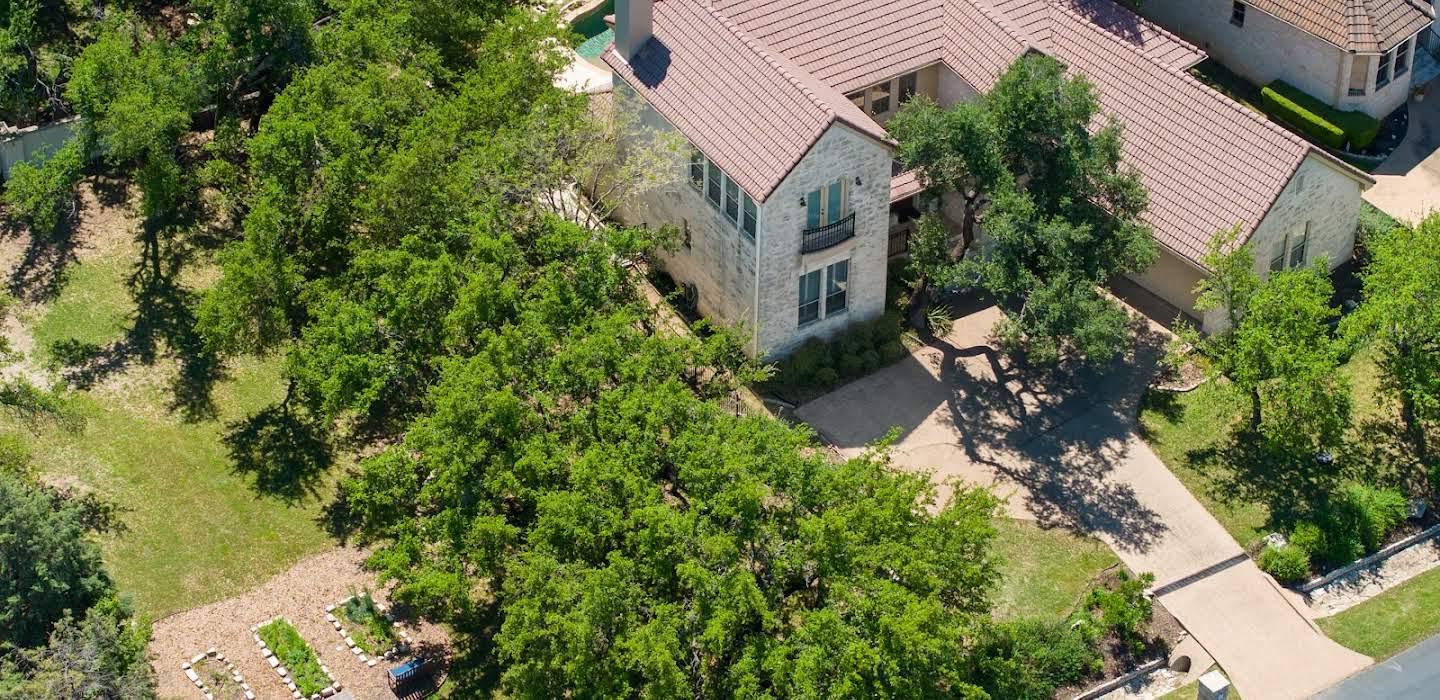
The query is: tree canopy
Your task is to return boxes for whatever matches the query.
[889,54,1156,363]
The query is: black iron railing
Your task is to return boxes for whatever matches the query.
[801,212,856,254]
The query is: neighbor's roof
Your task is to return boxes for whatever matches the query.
[602,0,893,202]
[1241,0,1433,52]
[988,0,1206,68]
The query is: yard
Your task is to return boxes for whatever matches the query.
[0,181,340,621]
[1318,565,1440,659]
[991,518,1120,621]
[1138,348,1402,550]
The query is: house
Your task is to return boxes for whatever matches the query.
[603,0,1375,357]
[1133,0,1434,118]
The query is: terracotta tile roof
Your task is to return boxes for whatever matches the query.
[602,0,893,202]
[1243,0,1432,52]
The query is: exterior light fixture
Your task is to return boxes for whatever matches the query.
[855,176,863,186]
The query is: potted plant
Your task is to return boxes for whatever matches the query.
[1415,85,1427,103]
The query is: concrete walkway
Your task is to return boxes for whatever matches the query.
[1364,71,1440,224]
[796,303,1370,700]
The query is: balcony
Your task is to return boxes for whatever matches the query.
[801,212,856,254]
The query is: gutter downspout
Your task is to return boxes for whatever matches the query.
[752,211,762,357]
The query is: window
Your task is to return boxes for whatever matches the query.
[1395,40,1411,78]
[1349,87,1367,97]
[682,219,691,249]
[689,150,705,190]
[868,82,892,115]
[805,178,848,230]
[741,193,758,239]
[723,176,740,223]
[1269,246,1286,272]
[825,260,848,315]
[1288,226,1309,269]
[846,90,865,111]
[1377,49,1393,88]
[898,72,918,105]
[706,161,722,207]
[1230,1,1245,26]
[798,269,822,325]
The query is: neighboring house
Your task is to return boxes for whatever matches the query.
[604,0,1374,357]
[1135,0,1434,118]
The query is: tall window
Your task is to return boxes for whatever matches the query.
[825,260,849,315]
[1230,1,1245,26]
[1270,223,1311,272]
[723,175,740,223]
[1377,49,1393,88]
[689,150,705,190]
[1395,40,1411,78]
[1288,227,1309,269]
[898,72,918,104]
[798,270,822,325]
[805,179,847,230]
[706,161,722,207]
[868,82,892,115]
[742,193,758,239]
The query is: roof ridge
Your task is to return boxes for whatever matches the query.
[700,1,839,121]
[963,0,1038,49]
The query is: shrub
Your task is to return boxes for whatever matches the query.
[1083,571,1155,655]
[1261,81,1381,150]
[257,619,329,696]
[1259,544,1311,584]
[1334,482,1408,553]
[1289,520,1325,556]
[3,139,86,238]
[813,366,839,388]
[971,620,1101,700]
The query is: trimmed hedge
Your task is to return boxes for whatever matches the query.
[1261,81,1381,150]
[765,310,910,398]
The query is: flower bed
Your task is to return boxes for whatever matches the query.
[181,648,254,700]
[254,617,338,699]
[325,592,412,667]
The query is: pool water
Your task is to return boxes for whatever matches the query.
[571,0,616,59]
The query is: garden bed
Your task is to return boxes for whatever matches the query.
[1052,570,1185,700]
[325,592,412,666]
[254,617,338,698]
[181,648,253,700]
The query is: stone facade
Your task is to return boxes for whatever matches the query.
[615,83,893,358]
[1138,0,1420,118]
[1127,152,1367,332]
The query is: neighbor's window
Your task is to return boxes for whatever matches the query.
[1230,1,1245,26]
[1377,49,1393,88]
[707,161,722,207]
[899,72,919,104]
[847,90,865,111]
[1395,40,1411,78]
[869,81,892,115]
[798,269,822,325]
[1288,226,1310,269]
[723,175,740,223]
[689,150,705,190]
[741,192,758,239]
[825,259,849,315]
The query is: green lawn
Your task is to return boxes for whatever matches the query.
[1319,565,1440,659]
[1138,350,1394,549]
[991,518,1120,621]
[4,244,339,621]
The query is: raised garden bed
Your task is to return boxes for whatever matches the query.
[254,617,338,699]
[325,592,412,667]
[181,648,254,700]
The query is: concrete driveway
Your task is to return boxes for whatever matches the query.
[796,302,1369,700]
[1365,81,1440,224]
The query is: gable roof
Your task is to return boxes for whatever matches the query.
[602,0,893,203]
[605,0,1373,266]
[1241,0,1432,52]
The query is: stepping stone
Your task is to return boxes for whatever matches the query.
[366,659,378,668]
[207,647,217,657]
[325,605,335,612]
[276,666,288,677]
[292,692,302,700]
[244,692,255,700]
[286,680,296,691]
[185,669,200,682]
[323,688,335,698]
[216,654,225,661]
[181,662,191,670]
[344,637,355,648]
[351,647,362,656]
[194,679,204,688]
[268,657,280,668]
[191,653,207,665]
[358,654,367,662]
[332,621,342,630]
[204,693,213,700]
[325,613,336,623]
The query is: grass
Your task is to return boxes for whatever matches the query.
[1190,59,1263,113]
[991,518,1121,621]
[1318,564,1440,659]
[258,618,330,696]
[1138,350,1394,549]
[1157,665,1242,700]
[4,234,339,621]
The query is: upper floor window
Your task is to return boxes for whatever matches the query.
[805,178,848,230]
[688,150,762,241]
[689,150,704,190]
[1269,222,1311,272]
[1230,1,1245,26]
[1377,49,1393,88]
[847,71,921,116]
[1395,40,1411,78]
[846,90,865,110]
[868,82,892,115]
[723,175,741,224]
[742,193,758,239]
[706,161,722,207]
[898,72,918,104]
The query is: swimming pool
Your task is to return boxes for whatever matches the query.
[571,0,615,60]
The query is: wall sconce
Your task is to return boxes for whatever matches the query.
[799,196,806,207]
[855,176,863,187]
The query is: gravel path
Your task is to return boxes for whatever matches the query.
[150,547,450,700]
[1308,535,1440,616]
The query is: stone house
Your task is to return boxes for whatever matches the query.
[604,0,1374,357]
[1134,0,1433,118]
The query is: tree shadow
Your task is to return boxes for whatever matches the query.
[2,199,81,304]
[937,315,1173,553]
[1184,427,1345,528]
[223,403,334,504]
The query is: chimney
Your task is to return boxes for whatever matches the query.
[614,0,654,62]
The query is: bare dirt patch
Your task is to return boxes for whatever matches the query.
[150,547,451,700]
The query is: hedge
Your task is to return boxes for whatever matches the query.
[1261,81,1381,150]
